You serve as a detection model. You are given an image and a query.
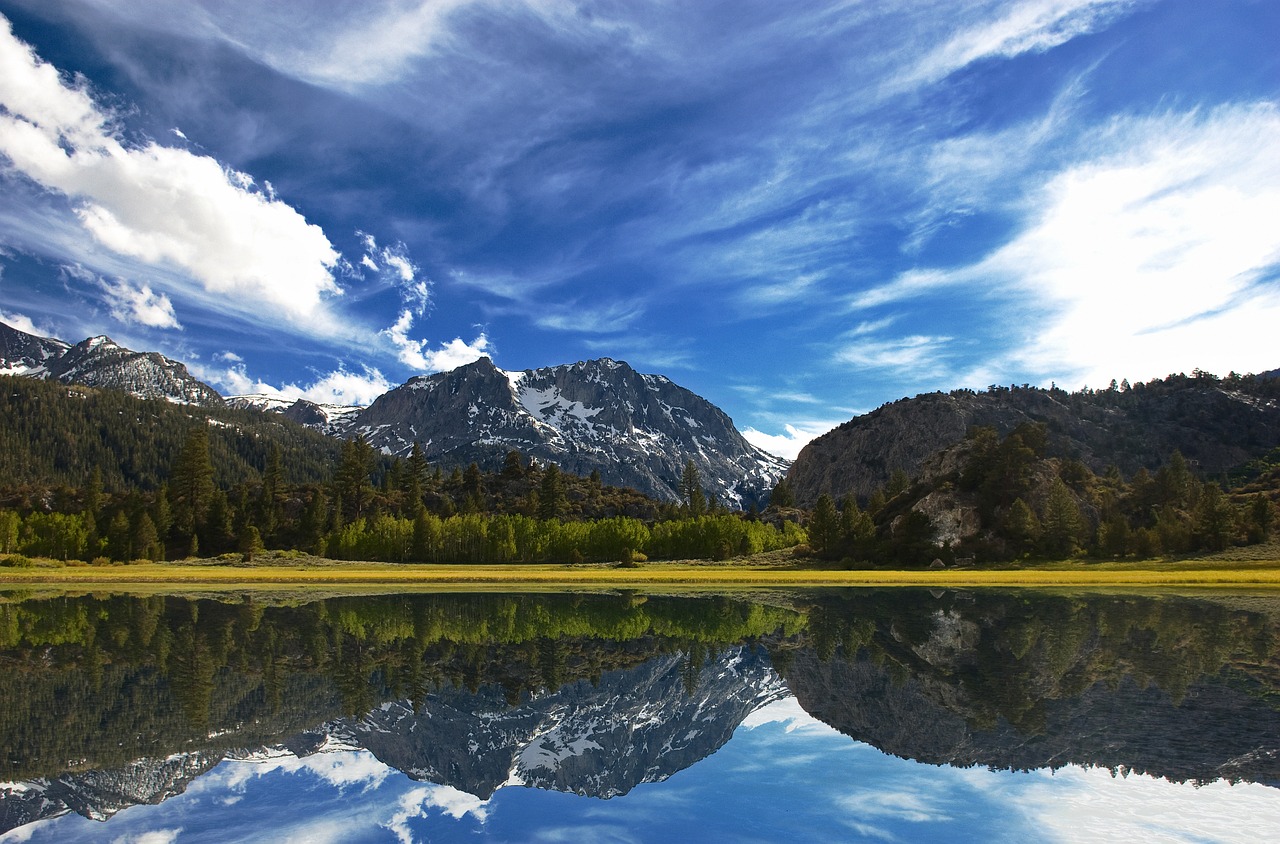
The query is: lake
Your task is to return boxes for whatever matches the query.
[0,588,1278,842]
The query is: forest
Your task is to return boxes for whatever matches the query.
[3,373,1278,568]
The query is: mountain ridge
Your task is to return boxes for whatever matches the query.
[0,320,786,505]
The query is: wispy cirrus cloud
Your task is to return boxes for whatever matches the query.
[877,101,1280,389]
[896,0,1145,91]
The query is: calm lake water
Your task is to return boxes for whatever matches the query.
[0,589,1278,843]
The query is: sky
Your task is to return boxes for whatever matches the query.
[7,697,1279,843]
[0,1,1278,459]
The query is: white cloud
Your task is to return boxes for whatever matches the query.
[0,309,47,337]
[110,830,183,844]
[741,696,841,734]
[421,333,492,371]
[900,0,1143,90]
[836,334,952,373]
[380,309,491,372]
[997,765,1280,843]
[359,232,430,313]
[211,362,393,406]
[0,16,343,325]
[847,269,956,311]
[100,277,182,329]
[911,102,1280,388]
[742,424,833,461]
[383,783,491,844]
[534,299,645,333]
[837,789,953,824]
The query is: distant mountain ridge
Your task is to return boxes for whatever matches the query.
[0,321,786,504]
[0,321,223,407]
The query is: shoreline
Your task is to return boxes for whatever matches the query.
[4,557,1280,590]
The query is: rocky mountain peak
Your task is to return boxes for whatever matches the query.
[0,320,223,407]
[355,356,788,505]
[0,320,70,375]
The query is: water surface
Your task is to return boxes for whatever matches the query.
[1,589,1277,842]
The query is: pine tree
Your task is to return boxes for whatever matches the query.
[769,477,794,508]
[133,512,161,561]
[679,460,705,517]
[539,464,565,520]
[401,455,425,518]
[107,510,131,561]
[171,428,215,548]
[1040,478,1083,558]
[333,437,376,522]
[238,525,264,562]
[808,494,841,559]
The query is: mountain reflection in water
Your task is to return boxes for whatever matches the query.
[1,590,1278,842]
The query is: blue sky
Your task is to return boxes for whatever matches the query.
[7,698,1278,843]
[0,1,1278,457]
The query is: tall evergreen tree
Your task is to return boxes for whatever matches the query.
[538,464,565,520]
[170,428,215,553]
[808,494,841,559]
[679,460,706,517]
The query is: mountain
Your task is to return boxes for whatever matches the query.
[45,336,225,407]
[0,321,223,407]
[0,646,785,829]
[0,321,70,376]
[225,394,360,436]
[312,645,786,800]
[788,374,1280,505]
[352,356,788,504]
[0,320,784,505]
[779,591,1280,785]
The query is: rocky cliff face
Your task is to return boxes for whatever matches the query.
[0,321,223,406]
[788,378,1280,504]
[45,336,225,407]
[0,321,69,376]
[0,753,220,831]
[353,356,788,504]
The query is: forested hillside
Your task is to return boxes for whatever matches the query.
[0,376,802,564]
[788,370,1280,505]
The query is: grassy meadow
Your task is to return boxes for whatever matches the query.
[4,547,1280,591]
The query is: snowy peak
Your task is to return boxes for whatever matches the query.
[355,356,788,505]
[0,320,223,406]
[48,335,224,407]
[0,321,70,376]
[226,394,361,436]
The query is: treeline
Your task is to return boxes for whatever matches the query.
[0,427,804,564]
[792,422,1277,565]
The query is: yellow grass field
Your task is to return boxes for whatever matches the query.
[4,553,1280,591]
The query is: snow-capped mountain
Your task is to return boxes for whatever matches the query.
[0,321,223,406]
[0,321,70,376]
[1,320,787,502]
[335,645,787,799]
[225,394,361,436]
[353,356,788,504]
[0,752,221,831]
[0,647,786,831]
